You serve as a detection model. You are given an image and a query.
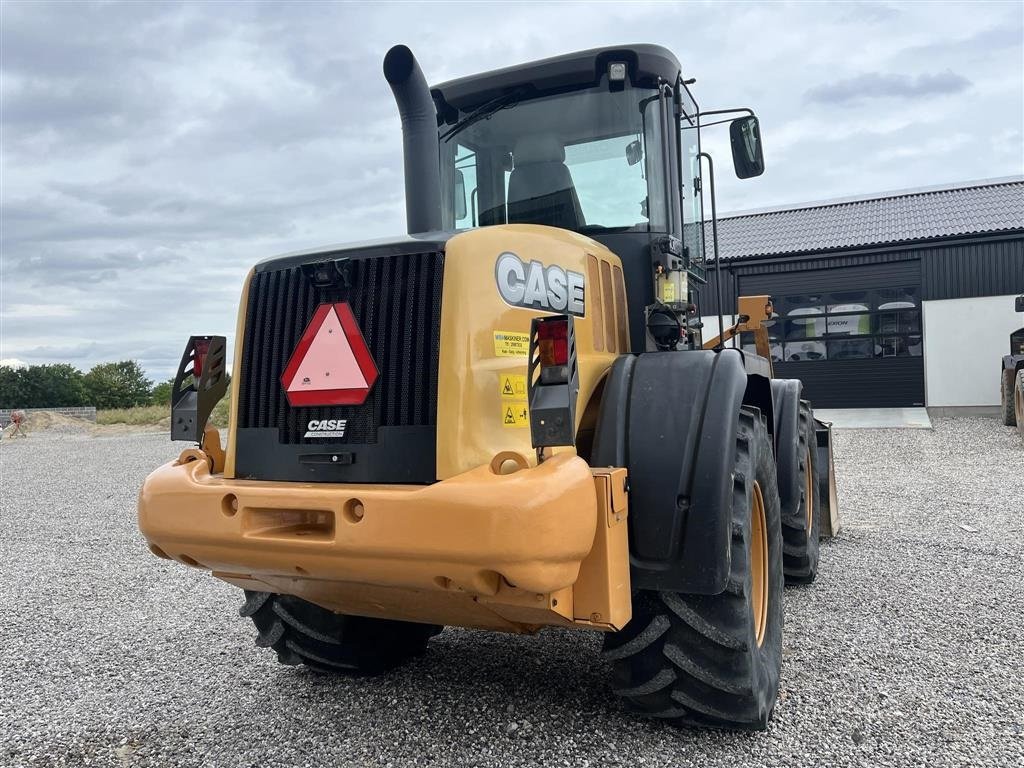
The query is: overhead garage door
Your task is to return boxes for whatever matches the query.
[738,260,925,408]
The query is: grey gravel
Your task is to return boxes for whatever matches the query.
[1,418,1022,767]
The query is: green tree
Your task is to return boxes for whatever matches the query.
[150,377,175,406]
[0,366,24,409]
[84,361,153,409]
[0,364,87,408]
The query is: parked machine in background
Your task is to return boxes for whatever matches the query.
[138,44,840,730]
[1001,295,1024,441]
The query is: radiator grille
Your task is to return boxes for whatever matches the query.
[236,251,444,444]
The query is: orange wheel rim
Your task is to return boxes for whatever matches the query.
[750,481,769,648]
[805,448,815,533]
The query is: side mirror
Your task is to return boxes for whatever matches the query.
[625,139,642,166]
[1016,295,1024,313]
[730,116,765,179]
[454,169,467,220]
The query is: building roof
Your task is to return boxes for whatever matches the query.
[712,177,1024,260]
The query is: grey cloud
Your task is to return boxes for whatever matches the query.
[804,71,972,105]
[6,245,176,284]
[802,70,970,105]
[902,23,1023,60]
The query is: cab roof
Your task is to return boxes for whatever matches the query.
[431,44,683,114]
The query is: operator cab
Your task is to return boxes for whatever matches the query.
[431,44,762,352]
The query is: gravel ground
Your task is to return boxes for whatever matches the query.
[1,418,1022,767]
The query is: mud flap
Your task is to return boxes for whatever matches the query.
[814,418,841,538]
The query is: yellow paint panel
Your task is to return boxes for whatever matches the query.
[493,331,531,357]
[225,268,255,479]
[436,225,625,479]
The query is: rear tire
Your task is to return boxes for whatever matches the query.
[780,400,821,585]
[603,407,784,730]
[1001,369,1017,427]
[240,591,440,675]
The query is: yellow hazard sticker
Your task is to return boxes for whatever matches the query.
[501,400,529,428]
[499,373,527,398]
[493,330,530,358]
[661,279,676,302]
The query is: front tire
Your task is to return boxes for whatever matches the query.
[240,591,440,675]
[780,400,821,584]
[1001,369,1017,427]
[1015,370,1024,442]
[603,407,784,730]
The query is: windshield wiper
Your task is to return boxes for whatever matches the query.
[440,87,529,142]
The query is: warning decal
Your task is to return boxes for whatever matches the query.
[493,331,530,358]
[502,400,529,428]
[281,302,378,407]
[499,374,527,398]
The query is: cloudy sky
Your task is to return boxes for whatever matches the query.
[2,0,1022,379]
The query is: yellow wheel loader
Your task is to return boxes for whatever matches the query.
[1000,295,1024,440]
[139,44,839,730]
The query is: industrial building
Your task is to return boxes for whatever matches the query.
[702,177,1024,412]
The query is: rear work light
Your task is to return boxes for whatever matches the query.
[527,315,579,452]
[192,338,211,378]
[536,317,570,384]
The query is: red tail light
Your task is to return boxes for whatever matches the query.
[537,318,568,367]
[193,338,211,378]
[527,314,578,450]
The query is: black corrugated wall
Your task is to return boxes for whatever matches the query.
[700,231,1024,315]
[919,235,1024,300]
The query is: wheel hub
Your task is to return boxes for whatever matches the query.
[750,481,769,648]
[805,448,815,533]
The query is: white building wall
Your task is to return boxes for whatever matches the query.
[922,294,1022,406]
[699,315,738,346]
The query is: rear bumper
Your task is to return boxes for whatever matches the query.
[138,451,600,597]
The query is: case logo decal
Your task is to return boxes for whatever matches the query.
[494,252,585,317]
[304,419,348,438]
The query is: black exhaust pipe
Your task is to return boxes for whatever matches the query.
[384,45,442,234]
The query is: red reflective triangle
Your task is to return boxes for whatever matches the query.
[281,302,378,406]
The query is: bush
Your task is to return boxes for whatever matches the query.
[96,405,169,426]
[98,395,230,429]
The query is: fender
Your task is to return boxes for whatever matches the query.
[1002,353,1024,373]
[770,378,803,518]
[592,349,755,594]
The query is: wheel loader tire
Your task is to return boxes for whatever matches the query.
[1001,368,1017,427]
[602,407,784,730]
[780,400,821,585]
[240,590,440,675]
[1015,370,1024,442]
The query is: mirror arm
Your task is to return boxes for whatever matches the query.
[696,107,755,120]
[695,116,743,130]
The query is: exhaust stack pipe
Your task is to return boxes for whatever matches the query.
[384,45,443,234]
